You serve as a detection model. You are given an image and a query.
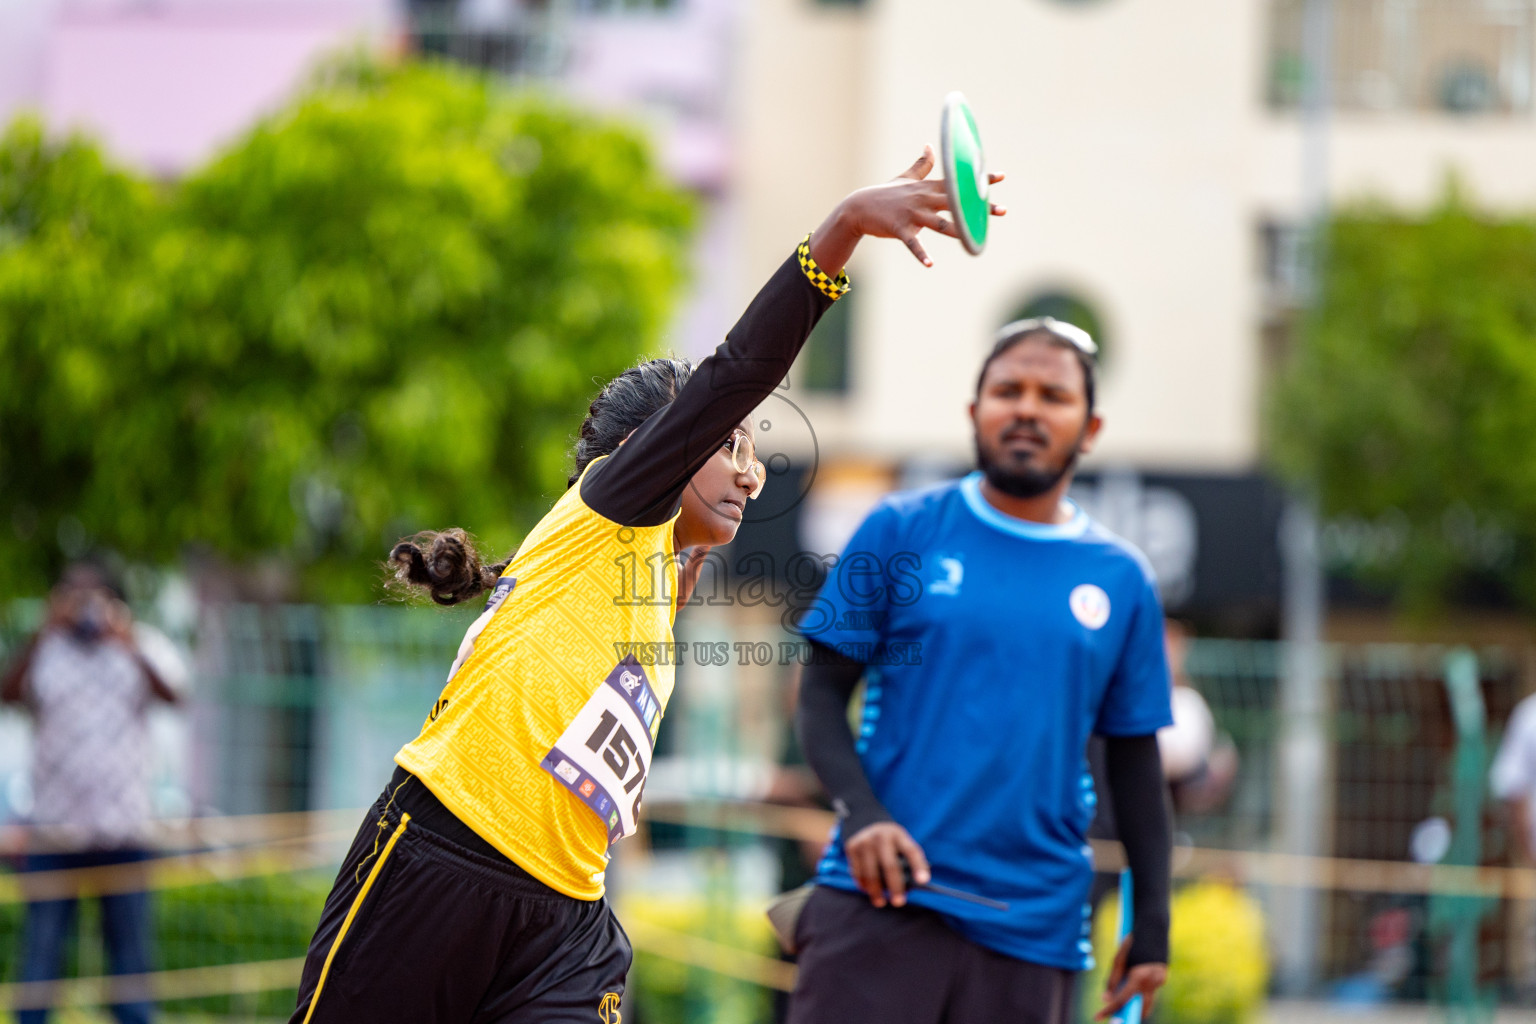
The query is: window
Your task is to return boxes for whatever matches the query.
[405,0,682,78]
[1267,0,1535,114]
[802,291,853,393]
[406,1,554,76]
[575,0,680,13]
[1259,220,1308,311]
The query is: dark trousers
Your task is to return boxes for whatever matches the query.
[289,776,632,1024]
[19,848,154,1024]
[788,886,1076,1024]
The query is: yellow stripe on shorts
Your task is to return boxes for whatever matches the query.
[300,813,412,1024]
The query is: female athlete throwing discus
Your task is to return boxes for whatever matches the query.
[288,147,1005,1024]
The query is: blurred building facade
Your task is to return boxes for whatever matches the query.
[722,0,1536,641]
[5,0,1535,631]
[0,0,399,175]
[734,0,1536,466]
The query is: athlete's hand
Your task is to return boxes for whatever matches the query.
[809,147,1006,273]
[1095,936,1168,1021]
[845,820,930,908]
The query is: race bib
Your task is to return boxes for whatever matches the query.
[540,655,662,845]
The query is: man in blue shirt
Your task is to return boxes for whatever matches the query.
[788,319,1173,1024]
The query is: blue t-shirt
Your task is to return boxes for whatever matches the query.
[798,472,1174,971]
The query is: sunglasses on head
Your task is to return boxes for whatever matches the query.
[995,316,1099,358]
[721,430,766,500]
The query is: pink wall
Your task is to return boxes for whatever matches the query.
[8,1,395,175]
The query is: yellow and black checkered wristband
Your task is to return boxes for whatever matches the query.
[796,233,851,301]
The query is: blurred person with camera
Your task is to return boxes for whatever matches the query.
[1,561,183,1024]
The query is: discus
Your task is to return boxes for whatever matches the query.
[939,91,990,255]
[1113,870,1144,1024]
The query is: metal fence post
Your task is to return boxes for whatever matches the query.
[1432,648,1496,1024]
[1275,500,1330,995]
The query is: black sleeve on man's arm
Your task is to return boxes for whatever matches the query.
[795,641,892,838]
[1104,733,1172,968]
[581,252,836,527]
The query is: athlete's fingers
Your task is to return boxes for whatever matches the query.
[919,211,958,238]
[902,232,933,268]
[896,833,931,886]
[896,145,936,181]
[988,171,1006,185]
[917,177,952,206]
[877,835,909,906]
[990,202,1008,217]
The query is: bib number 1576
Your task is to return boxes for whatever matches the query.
[540,655,662,845]
[585,709,648,795]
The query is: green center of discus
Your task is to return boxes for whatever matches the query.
[951,105,989,249]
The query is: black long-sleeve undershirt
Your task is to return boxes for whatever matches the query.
[796,640,1172,967]
[796,646,892,837]
[580,252,835,527]
[1103,733,1173,967]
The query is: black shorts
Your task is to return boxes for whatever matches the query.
[787,886,1076,1024]
[289,771,631,1024]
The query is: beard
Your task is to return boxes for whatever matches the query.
[973,430,1081,498]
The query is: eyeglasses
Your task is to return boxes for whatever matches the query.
[995,316,1098,357]
[722,431,766,500]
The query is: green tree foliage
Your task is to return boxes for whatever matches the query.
[1268,186,1536,612]
[0,119,162,593]
[0,60,694,598]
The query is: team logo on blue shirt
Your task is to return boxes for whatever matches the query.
[1069,584,1111,629]
[930,557,964,596]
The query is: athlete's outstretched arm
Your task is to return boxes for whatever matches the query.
[1097,733,1172,1020]
[579,249,830,528]
[796,641,930,908]
[582,149,1005,528]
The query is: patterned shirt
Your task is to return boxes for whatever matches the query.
[25,631,156,849]
[1493,693,1536,856]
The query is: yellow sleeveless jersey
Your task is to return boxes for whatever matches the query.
[394,456,678,900]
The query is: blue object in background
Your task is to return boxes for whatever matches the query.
[1115,870,1143,1024]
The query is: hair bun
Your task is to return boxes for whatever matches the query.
[387,528,505,606]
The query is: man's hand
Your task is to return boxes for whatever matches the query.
[104,597,136,649]
[1096,936,1168,1021]
[844,820,930,908]
[809,147,1006,274]
[44,591,73,630]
